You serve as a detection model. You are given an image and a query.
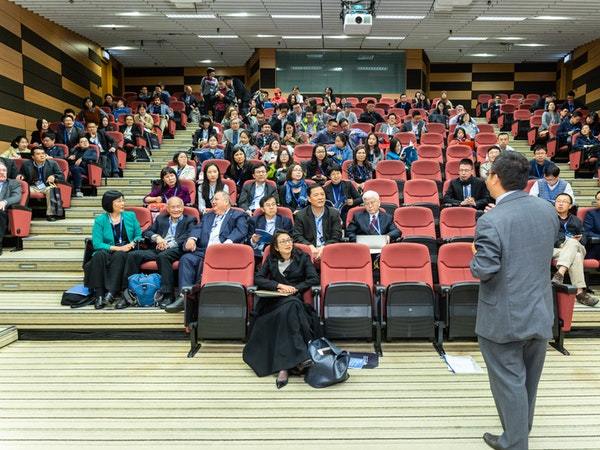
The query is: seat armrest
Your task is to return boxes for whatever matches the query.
[553,283,577,295]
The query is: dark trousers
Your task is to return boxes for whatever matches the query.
[178,250,206,290]
[70,164,86,190]
[84,250,130,296]
[124,247,183,293]
[103,151,120,175]
[478,336,547,450]
[0,210,7,244]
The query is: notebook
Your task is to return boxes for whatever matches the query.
[356,235,388,254]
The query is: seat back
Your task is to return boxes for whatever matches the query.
[125,206,153,231]
[179,179,196,205]
[54,144,69,158]
[477,94,492,104]
[437,242,477,286]
[510,93,524,100]
[202,243,255,286]
[351,122,374,133]
[402,179,440,206]
[410,160,442,182]
[577,207,594,223]
[170,101,186,113]
[54,158,70,180]
[446,144,472,161]
[363,179,399,206]
[475,132,498,147]
[530,115,542,128]
[477,123,495,134]
[426,123,446,136]
[420,133,444,147]
[513,109,531,121]
[105,131,124,149]
[293,144,313,163]
[201,158,230,175]
[439,207,476,241]
[394,132,417,146]
[444,160,461,180]
[380,243,433,288]
[375,160,406,181]
[393,206,436,238]
[416,145,443,164]
[500,103,517,114]
[221,178,238,205]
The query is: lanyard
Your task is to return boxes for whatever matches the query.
[332,184,343,207]
[111,217,124,245]
[163,187,177,203]
[212,213,225,232]
[535,163,544,179]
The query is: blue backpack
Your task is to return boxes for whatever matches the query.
[127,273,162,307]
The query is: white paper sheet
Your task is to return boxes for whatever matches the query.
[443,354,484,374]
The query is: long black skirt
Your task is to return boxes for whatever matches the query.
[243,295,321,377]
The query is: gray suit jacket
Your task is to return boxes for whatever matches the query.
[0,179,22,207]
[223,128,246,144]
[470,190,559,343]
[237,181,278,211]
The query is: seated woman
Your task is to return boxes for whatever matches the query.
[84,190,142,309]
[278,164,309,213]
[197,162,230,212]
[304,144,334,184]
[365,132,384,168]
[385,137,403,161]
[100,115,118,132]
[118,114,141,154]
[243,230,321,388]
[30,118,49,145]
[449,127,475,150]
[144,166,192,206]
[479,146,500,179]
[68,136,99,197]
[261,139,281,165]
[551,193,599,307]
[193,134,224,163]
[232,130,257,159]
[172,151,196,181]
[574,124,600,163]
[328,133,352,165]
[267,148,292,186]
[428,101,449,127]
[221,106,238,130]
[226,147,254,196]
[457,113,479,139]
[539,101,560,140]
[346,145,374,189]
[324,164,362,223]
[1,135,29,159]
[281,121,306,146]
[585,111,600,137]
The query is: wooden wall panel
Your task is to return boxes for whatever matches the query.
[0,43,23,84]
[571,39,600,111]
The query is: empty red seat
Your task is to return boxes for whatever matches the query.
[201,158,230,175]
[125,206,153,232]
[293,144,313,163]
[6,180,32,250]
[439,207,476,242]
[476,94,492,117]
[420,133,444,147]
[477,123,495,134]
[426,122,447,136]
[410,160,442,183]
[351,122,373,133]
[444,160,461,181]
[446,144,473,162]
[363,179,399,207]
[375,160,407,182]
[379,243,436,340]
[498,104,516,131]
[528,115,543,145]
[416,145,443,164]
[511,109,532,139]
[394,131,417,146]
[362,96,377,103]
[170,101,188,129]
[474,132,498,148]
[402,179,440,217]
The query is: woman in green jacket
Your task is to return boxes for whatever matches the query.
[84,190,142,309]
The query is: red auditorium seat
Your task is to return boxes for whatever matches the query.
[546,124,561,159]
[393,206,437,256]
[293,144,313,163]
[169,101,188,129]
[437,242,479,340]
[528,115,543,146]
[477,123,495,134]
[125,206,153,232]
[351,107,364,116]
[439,207,476,242]
[474,132,498,148]
[351,122,374,133]
[420,133,444,147]
[379,97,395,105]
[402,179,440,217]
[446,144,473,162]
[426,122,446,136]
[510,93,524,101]
[341,160,352,180]
[28,159,72,209]
[379,243,436,340]
[187,243,255,357]
[345,97,359,106]
[394,132,417,146]
[363,179,399,208]
[476,94,492,117]
[411,160,442,183]
[526,94,541,102]
[375,160,407,182]
[345,205,385,228]
[362,96,377,103]
[104,131,128,170]
[317,243,380,353]
[444,159,461,181]
[416,145,443,164]
[220,178,238,205]
[388,108,406,118]
[6,180,32,250]
[497,104,516,132]
[201,158,230,175]
[511,109,532,139]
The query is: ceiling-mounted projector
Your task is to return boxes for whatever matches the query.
[343,12,373,35]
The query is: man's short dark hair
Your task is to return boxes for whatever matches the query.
[31,147,46,156]
[252,164,267,174]
[412,110,421,117]
[259,195,278,208]
[64,108,75,115]
[327,118,337,125]
[497,132,509,138]
[43,131,56,141]
[308,183,325,196]
[329,164,342,173]
[366,99,375,104]
[568,90,575,97]
[459,158,474,167]
[533,144,547,153]
[573,111,583,118]
[490,151,529,191]
[545,164,560,177]
[487,145,501,153]
[338,118,349,125]
[278,103,289,110]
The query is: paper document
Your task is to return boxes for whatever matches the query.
[443,354,484,374]
[348,355,368,369]
[253,290,287,298]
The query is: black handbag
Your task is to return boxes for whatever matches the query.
[304,337,350,388]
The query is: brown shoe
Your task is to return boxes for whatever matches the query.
[576,291,599,307]
[551,271,564,285]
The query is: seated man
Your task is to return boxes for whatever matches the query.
[393,93,412,114]
[359,100,384,126]
[529,145,555,179]
[0,155,18,180]
[254,122,277,148]
[268,103,290,137]
[379,113,400,137]
[497,132,515,152]
[41,132,66,159]
[223,118,245,147]
[123,197,196,309]
[311,119,338,145]
[17,147,64,221]
[560,90,585,114]
[68,136,99,197]
[237,165,278,214]
[299,108,323,137]
[180,85,200,123]
[292,184,343,260]
[86,121,119,177]
[167,190,248,313]
[442,158,491,210]
[147,95,174,134]
[400,110,427,143]
[584,190,600,260]
[247,195,293,257]
[346,190,401,243]
[556,111,582,148]
[0,161,22,255]
[324,165,362,223]
[287,102,305,125]
[551,193,599,306]
[529,164,574,204]
[56,113,84,151]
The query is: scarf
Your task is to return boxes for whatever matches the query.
[285,180,308,206]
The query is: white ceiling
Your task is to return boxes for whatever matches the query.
[10,0,600,67]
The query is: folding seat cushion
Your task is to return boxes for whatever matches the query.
[439,207,476,242]
[393,206,437,256]
[363,179,399,207]
[415,146,443,164]
[375,160,407,182]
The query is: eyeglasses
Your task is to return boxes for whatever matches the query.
[278,238,293,244]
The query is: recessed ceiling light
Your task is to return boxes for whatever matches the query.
[448,36,488,41]
[95,24,132,28]
[516,43,548,47]
[256,34,278,38]
[167,14,216,18]
[326,35,351,39]
[225,12,260,17]
[108,46,136,50]
[365,36,406,40]
[377,15,425,19]
[472,53,496,57]
[476,16,526,21]
[198,35,238,39]
[533,16,573,20]
[330,67,343,72]
[271,14,320,19]
[116,11,150,17]
[199,59,212,63]
[281,35,322,39]
[495,37,525,41]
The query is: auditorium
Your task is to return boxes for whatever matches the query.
[1,0,600,447]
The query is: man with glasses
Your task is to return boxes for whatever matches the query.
[443,158,491,210]
[237,165,278,214]
[248,195,293,257]
[346,190,400,243]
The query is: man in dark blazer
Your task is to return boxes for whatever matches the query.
[18,147,65,221]
[560,90,585,114]
[471,151,559,450]
[247,195,293,257]
[225,76,251,115]
[393,93,412,114]
[359,100,384,125]
[85,121,119,177]
[268,103,290,137]
[56,114,84,151]
[0,156,18,180]
[122,197,196,309]
[192,116,218,148]
[346,190,401,243]
[400,110,428,142]
[0,161,22,254]
[167,191,248,313]
[292,184,343,260]
[583,190,600,260]
[443,159,491,211]
[237,165,278,213]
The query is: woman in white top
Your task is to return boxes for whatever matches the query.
[539,101,561,138]
[172,151,196,181]
[458,113,480,139]
[197,162,230,212]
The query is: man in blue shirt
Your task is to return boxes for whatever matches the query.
[311,119,338,145]
[556,111,582,147]
[528,145,555,179]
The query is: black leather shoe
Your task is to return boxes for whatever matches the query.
[159,295,174,309]
[114,298,130,309]
[94,296,105,309]
[46,216,56,222]
[165,294,184,313]
[104,292,116,306]
[483,432,503,450]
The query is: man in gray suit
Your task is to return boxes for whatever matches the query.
[0,161,23,255]
[471,151,559,450]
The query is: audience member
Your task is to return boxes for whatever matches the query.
[449,127,474,150]
[282,121,306,146]
[78,97,107,125]
[152,85,171,105]
[138,86,152,104]
[112,98,131,121]
[2,135,28,160]
[311,119,338,145]
[400,111,427,142]
[198,162,229,213]
[528,146,554,180]
[85,190,142,309]
[267,149,291,185]
[223,118,244,147]
[200,68,218,114]
[180,85,201,123]
[429,101,449,126]
[287,103,304,125]
[457,112,479,139]
[68,136,98,197]
[574,124,600,165]
[30,118,49,145]
[336,103,358,125]
[328,133,353,164]
[561,90,584,113]
[557,111,582,148]
[292,184,343,260]
[448,105,466,126]
[529,164,574,204]
[144,167,191,206]
[497,132,515,152]
[379,113,400,137]
[226,148,254,195]
[269,103,290,138]
[365,133,384,168]
[172,152,196,181]
[585,111,600,136]
[213,78,236,123]
[323,87,335,107]
[134,104,154,134]
[442,158,490,210]
[479,146,501,179]
[438,91,453,109]
[0,161,22,254]
[305,144,334,184]
[539,101,560,139]
[359,100,384,126]
[147,96,174,135]
[394,93,412,114]
[238,165,278,213]
[324,165,362,221]
[247,196,294,257]
[551,193,599,306]
[192,116,218,149]
[414,91,431,110]
[254,122,277,148]
[261,139,281,165]
[224,76,251,115]
[194,135,224,163]
[220,107,238,130]
[346,145,374,189]
[56,114,84,151]
[86,122,119,177]
[279,164,309,213]
[299,109,323,136]
[346,190,401,243]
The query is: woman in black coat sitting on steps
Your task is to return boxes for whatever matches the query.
[243,230,321,389]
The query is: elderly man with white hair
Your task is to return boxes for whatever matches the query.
[346,190,401,243]
[449,104,466,126]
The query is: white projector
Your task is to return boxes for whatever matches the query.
[343,13,373,35]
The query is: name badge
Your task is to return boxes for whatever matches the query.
[35,181,47,190]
